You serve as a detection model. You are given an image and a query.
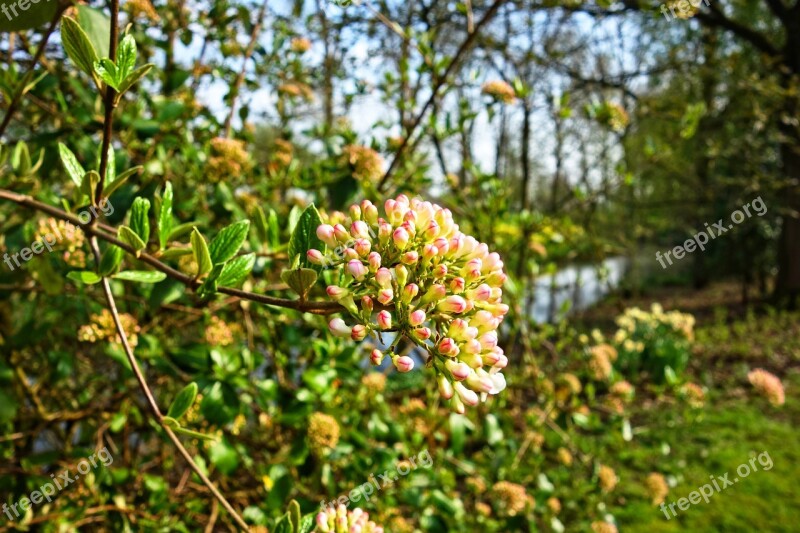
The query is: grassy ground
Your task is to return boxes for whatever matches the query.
[580,282,800,532]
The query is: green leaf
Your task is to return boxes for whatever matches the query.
[280,268,318,300]
[77,5,110,60]
[274,514,293,533]
[67,271,102,285]
[99,245,124,276]
[218,253,255,287]
[158,181,173,250]
[197,263,225,298]
[288,204,324,272]
[104,144,116,185]
[288,500,301,533]
[117,64,154,94]
[174,426,219,441]
[191,227,212,276]
[80,170,101,205]
[130,197,151,244]
[268,208,280,249]
[58,143,85,188]
[60,17,99,79]
[112,271,166,283]
[297,513,316,533]
[0,0,58,32]
[167,382,198,420]
[118,225,146,255]
[94,58,120,90]
[208,220,250,264]
[104,166,142,197]
[116,34,137,81]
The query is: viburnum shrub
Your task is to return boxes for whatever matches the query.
[309,195,509,413]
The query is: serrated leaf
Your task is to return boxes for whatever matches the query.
[61,17,99,79]
[159,181,173,250]
[113,271,166,283]
[167,382,198,420]
[80,170,101,205]
[208,220,250,264]
[218,253,255,287]
[280,268,318,300]
[118,225,146,255]
[130,197,151,244]
[191,228,212,276]
[288,204,324,272]
[67,271,102,284]
[58,143,85,187]
[77,5,110,59]
[117,64,154,94]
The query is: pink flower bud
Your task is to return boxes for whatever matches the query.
[349,204,362,221]
[423,220,440,241]
[393,227,410,249]
[454,382,479,406]
[446,359,471,381]
[377,288,394,305]
[328,318,352,337]
[351,324,367,341]
[333,224,350,243]
[394,355,414,373]
[326,285,349,299]
[438,295,468,314]
[363,202,379,225]
[361,296,373,314]
[449,277,466,293]
[433,264,448,278]
[401,251,419,265]
[438,337,460,357]
[438,375,454,399]
[370,349,384,365]
[368,252,382,271]
[409,309,426,327]
[307,249,325,266]
[480,331,498,350]
[422,244,438,261]
[420,284,446,304]
[469,284,492,302]
[354,238,371,257]
[375,267,392,287]
[451,394,466,414]
[316,224,337,248]
[344,247,359,260]
[347,259,368,280]
[377,310,392,330]
[402,283,419,303]
[378,222,393,244]
[351,220,370,239]
[434,237,450,255]
[316,512,331,532]
[487,271,507,286]
[410,327,430,341]
[464,339,482,355]
[466,373,494,393]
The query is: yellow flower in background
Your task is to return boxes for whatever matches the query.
[748,368,785,406]
[645,472,669,505]
[340,144,384,183]
[78,309,140,348]
[481,80,517,104]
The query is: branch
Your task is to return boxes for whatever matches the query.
[377,0,506,191]
[0,188,344,314]
[87,236,250,531]
[95,0,120,202]
[0,7,64,139]
[694,2,779,57]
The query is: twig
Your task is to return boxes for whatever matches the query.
[94,0,120,203]
[0,7,64,139]
[223,0,269,138]
[88,236,250,531]
[377,0,506,191]
[0,188,345,314]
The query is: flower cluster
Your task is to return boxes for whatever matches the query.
[291,37,312,53]
[490,481,530,517]
[315,506,383,533]
[78,310,140,348]
[307,412,341,455]
[598,464,618,492]
[481,80,516,104]
[310,195,509,413]
[35,218,86,268]
[340,145,384,183]
[207,137,252,181]
[645,472,669,505]
[747,368,785,406]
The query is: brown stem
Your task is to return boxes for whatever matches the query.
[0,188,344,314]
[0,7,64,139]
[94,0,120,203]
[88,236,250,531]
[377,0,505,191]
